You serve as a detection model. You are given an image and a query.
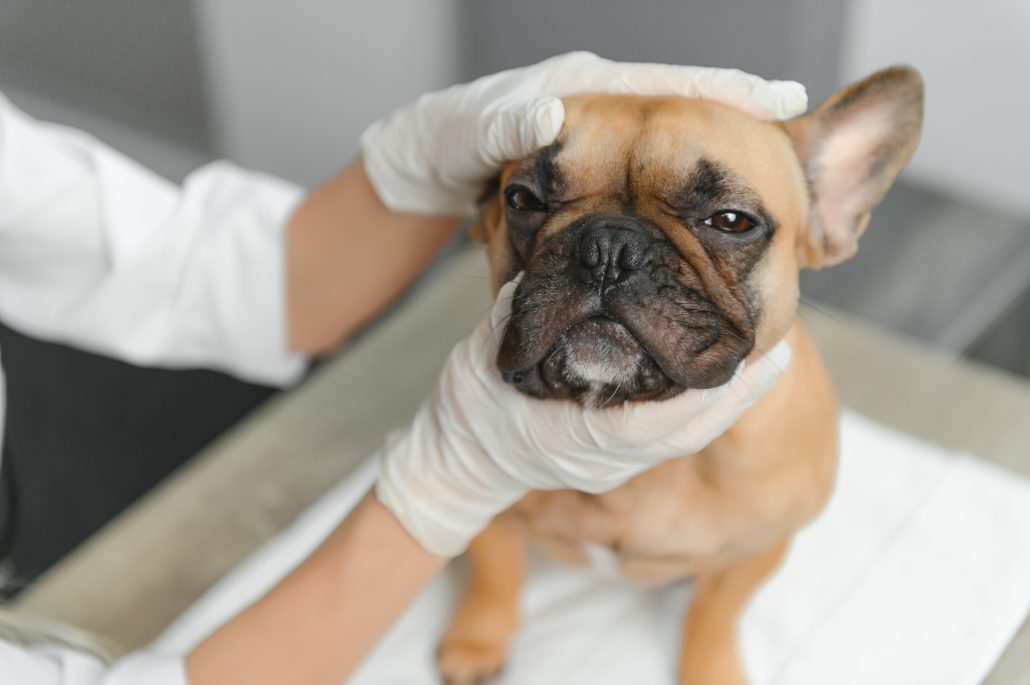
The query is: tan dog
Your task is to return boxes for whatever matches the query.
[438,67,924,685]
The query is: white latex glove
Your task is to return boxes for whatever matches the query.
[376,277,793,556]
[360,51,808,215]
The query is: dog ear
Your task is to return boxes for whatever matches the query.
[783,66,924,268]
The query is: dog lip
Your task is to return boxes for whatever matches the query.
[609,310,737,390]
[498,305,738,402]
[580,312,618,326]
[564,313,640,346]
[497,311,634,374]
[496,285,603,373]
[500,310,647,372]
[497,293,746,393]
[556,312,638,354]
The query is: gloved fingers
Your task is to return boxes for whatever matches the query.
[376,427,525,557]
[450,272,524,379]
[659,340,793,446]
[731,339,793,398]
[477,57,806,180]
[488,273,525,331]
[478,97,565,167]
[362,49,808,217]
[677,341,792,430]
[536,52,807,121]
[600,381,738,446]
[429,97,563,210]
[528,50,608,82]
[361,121,476,215]
[609,64,808,120]
[579,340,793,451]
[699,68,808,120]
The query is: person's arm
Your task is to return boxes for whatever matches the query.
[0,91,308,386]
[186,490,444,685]
[0,93,457,385]
[0,491,436,685]
[285,162,460,355]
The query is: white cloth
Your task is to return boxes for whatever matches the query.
[0,90,308,450]
[0,643,185,685]
[156,411,1030,685]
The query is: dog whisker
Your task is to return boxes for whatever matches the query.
[599,379,623,409]
[799,296,852,328]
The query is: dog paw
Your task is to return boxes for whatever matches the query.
[437,639,508,685]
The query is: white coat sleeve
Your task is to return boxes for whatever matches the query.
[1,640,186,685]
[0,91,307,387]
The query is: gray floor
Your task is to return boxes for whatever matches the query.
[800,181,1030,378]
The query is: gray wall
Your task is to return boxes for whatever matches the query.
[194,0,466,186]
[0,0,468,186]
[463,0,847,105]
[0,0,850,183]
[0,0,210,151]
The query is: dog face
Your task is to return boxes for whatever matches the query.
[474,68,923,406]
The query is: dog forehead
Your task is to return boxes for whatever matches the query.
[556,93,700,168]
[548,93,803,209]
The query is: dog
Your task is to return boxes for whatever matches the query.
[437,67,924,685]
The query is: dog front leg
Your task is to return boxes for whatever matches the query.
[679,538,789,685]
[437,514,527,685]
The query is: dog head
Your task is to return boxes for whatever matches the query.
[474,67,923,406]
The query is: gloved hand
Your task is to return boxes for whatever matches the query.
[376,277,793,557]
[360,51,807,215]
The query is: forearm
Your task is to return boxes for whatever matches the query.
[186,490,447,685]
[286,160,462,355]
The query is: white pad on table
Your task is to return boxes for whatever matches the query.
[154,411,1030,685]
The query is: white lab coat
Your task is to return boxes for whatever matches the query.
[0,91,309,682]
[0,642,185,685]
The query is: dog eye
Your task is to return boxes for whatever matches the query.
[703,211,755,233]
[505,186,546,212]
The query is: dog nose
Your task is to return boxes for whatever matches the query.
[577,225,651,287]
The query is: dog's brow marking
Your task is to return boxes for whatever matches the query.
[532,142,565,198]
[686,158,737,207]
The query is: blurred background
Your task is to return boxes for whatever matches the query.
[3,0,1028,374]
[2,0,1028,580]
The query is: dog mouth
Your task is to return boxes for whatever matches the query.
[496,213,756,406]
[501,314,681,407]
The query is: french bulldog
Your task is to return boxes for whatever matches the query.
[439,67,924,685]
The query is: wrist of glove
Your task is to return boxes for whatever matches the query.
[361,51,807,216]
[376,277,792,557]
